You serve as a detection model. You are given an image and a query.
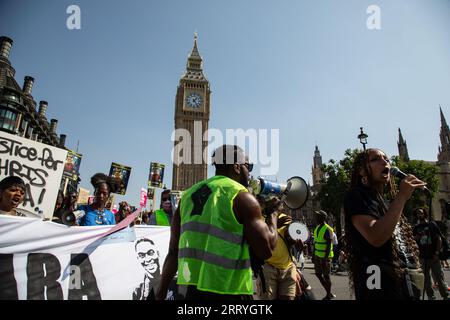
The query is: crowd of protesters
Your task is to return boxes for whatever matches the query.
[1,144,450,301]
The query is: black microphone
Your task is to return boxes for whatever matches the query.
[389,167,407,180]
[390,167,429,192]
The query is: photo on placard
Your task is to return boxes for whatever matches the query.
[149,163,165,188]
[63,149,82,181]
[109,162,132,195]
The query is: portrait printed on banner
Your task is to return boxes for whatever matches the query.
[133,237,180,300]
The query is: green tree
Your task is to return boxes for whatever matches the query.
[391,157,439,223]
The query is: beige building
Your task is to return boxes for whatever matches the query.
[172,34,211,191]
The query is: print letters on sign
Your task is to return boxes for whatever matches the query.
[0,132,67,219]
[0,253,101,300]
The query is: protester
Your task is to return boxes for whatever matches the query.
[64,190,78,212]
[156,145,279,300]
[77,173,119,226]
[52,190,65,223]
[148,190,173,226]
[116,201,131,224]
[413,208,449,300]
[344,148,426,300]
[331,227,340,272]
[0,176,41,218]
[142,212,149,225]
[312,210,336,300]
[257,197,303,300]
[435,221,450,270]
[255,198,303,300]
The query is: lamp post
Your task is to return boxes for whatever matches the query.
[358,127,368,151]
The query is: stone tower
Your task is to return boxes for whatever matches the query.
[312,145,324,187]
[172,34,211,191]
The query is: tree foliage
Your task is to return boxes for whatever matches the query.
[391,156,439,222]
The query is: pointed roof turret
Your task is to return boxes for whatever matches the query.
[189,32,202,60]
[438,106,450,162]
[398,128,405,144]
[182,33,207,81]
[440,105,449,129]
[397,128,410,162]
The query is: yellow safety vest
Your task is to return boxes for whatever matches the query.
[314,223,334,258]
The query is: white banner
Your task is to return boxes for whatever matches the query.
[0,131,67,220]
[0,216,178,300]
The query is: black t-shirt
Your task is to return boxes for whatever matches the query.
[413,221,440,259]
[344,185,394,264]
[344,185,418,300]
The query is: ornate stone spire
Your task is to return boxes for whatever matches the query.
[397,128,410,162]
[312,145,324,187]
[438,106,450,162]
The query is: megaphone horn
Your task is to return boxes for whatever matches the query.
[249,176,309,210]
[61,209,86,226]
[284,176,309,210]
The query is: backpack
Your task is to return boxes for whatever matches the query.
[439,236,450,260]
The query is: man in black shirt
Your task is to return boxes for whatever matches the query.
[412,208,449,300]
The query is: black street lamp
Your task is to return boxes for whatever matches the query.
[358,127,368,151]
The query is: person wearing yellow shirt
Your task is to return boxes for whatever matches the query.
[256,198,303,300]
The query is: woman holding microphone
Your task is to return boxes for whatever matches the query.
[344,148,427,300]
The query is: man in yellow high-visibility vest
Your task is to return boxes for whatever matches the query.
[313,210,335,300]
[149,190,173,226]
[156,145,280,300]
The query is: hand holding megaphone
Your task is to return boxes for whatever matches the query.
[249,176,309,210]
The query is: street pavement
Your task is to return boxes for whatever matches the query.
[299,258,450,300]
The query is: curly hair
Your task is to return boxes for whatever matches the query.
[90,173,120,194]
[344,148,420,293]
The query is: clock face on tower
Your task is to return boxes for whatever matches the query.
[186,92,203,109]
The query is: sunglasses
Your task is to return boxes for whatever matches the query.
[242,163,253,172]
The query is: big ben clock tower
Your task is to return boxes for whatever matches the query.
[172,34,211,191]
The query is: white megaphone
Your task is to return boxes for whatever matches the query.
[249,176,309,210]
[61,209,86,226]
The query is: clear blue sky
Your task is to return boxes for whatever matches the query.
[1,0,449,207]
